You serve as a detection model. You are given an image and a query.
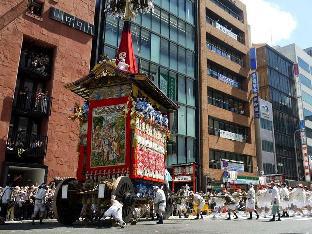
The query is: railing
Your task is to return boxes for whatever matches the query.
[19,49,51,79]
[208,96,247,116]
[6,132,48,159]
[13,91,52,116]
[206,16,245,44]
[208,126,247,143]
[208,69,241,89]
[210,0,244,23]
[207,41,244,66]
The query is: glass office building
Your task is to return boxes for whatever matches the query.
[92,0,198,167]
[256,45,302,180]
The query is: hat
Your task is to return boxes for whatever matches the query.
[153,186,159,190]
[111,195,116,200]
[298,184,304,188]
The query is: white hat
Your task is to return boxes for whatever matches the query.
[153,186,159,190]
[111,195,116,200]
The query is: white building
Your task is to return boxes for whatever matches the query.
[275,44,312,181]
[255,98,277,175]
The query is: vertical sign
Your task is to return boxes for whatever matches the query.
[250,48,258,70]
[251,72,260,119]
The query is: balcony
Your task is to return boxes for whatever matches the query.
[13,91,52,117]
[19,48,52,80]
[208,126,248,143]
[6,132,48,162]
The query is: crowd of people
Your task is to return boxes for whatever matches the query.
[174,182,312,222]
[0,183,55,224]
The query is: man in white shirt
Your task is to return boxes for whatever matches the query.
[101,195,125,228]
[246,184,259,220]
[269,182,281,221]
[32,183,47,225]
[153,186,166,224]
[0,185,13,224]
[279,183,290,218]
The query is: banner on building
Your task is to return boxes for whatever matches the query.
[302,144,311,182]
[221,160,244,173]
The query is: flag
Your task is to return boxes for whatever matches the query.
[116,21,138,74]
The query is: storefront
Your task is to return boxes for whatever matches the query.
[171,163,197,192]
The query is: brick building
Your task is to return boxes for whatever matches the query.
[0,0,95,185]
[199,0,257,189]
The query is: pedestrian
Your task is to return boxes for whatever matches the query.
[153,186,166,224]
[224,189,238,220]
[279,183,290,218]
[189,191,205,219]
[0,185,13,224]
[101,195,125,228]
[290,184,306,216]
[246,184,259,220]
[32,183,47,225]
[269,182,281,221]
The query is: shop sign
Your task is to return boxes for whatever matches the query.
[302,144,311,182]
[174,175,192,182]
[173,165,193,176]
[219,130,244,142]
[216,22,238,40]
[221,160,244,173]
[218,74,239,88]
[260,103,270,120]
[251,72,259,94]
[49,7,94,36]
[253,95,260,119]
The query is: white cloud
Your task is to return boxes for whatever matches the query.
[241,0,297,45]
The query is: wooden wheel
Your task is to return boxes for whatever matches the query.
[112,176,136,223]
[53,178,82,225]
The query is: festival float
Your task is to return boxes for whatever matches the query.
[52,0,178,225]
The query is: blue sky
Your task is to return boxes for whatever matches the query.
[242,0,312,50]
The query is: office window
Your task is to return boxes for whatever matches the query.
[160,11,169,38]
[260,118,273,131]
[298,57,310,73]
[169,111,178,134]
[161,0,170,11]
[178,20,186,47]
[154,0,161,6]
[150,63,159,86]
[178,105,187,135]
[104,16,118,47]
[168,71,177,101]
[178,75,186,104]
[178,136,186,164]
[167,141,177,166]
[187,137,195,163]
[103,45,116,59]
[304,108,312,118]
[151,34,160,63]
[186,0,194,24]
[160,38,169,67]
[178,47,186,74]
[139,59,149,74]
[186,24,195,50]
[170,15,178,42]
[151,7,161,34]
[187,107,196,137]
[186,78,195,106]
[117,20,124,45]
[170,43,178,70]
[299,74,311,88]
[132,24,140,55]
[178,0,186,19]
[262,140,274,153]
[142,11,151,29]
[302,91,312,105]
[140,29,151,60]
[186,50,194,78]
[159,68,168,95]
[170,0,178,15]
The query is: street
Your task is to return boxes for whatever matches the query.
[1,216,312,234]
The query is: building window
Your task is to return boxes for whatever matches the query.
[208,88,247,115]
[105,16,118,47]
[169,43,178,70]
[260,118,273,131]
[187,137,195,163]
[186,0,194,24]
[299,74,311,88]
[160,38,169,67]
[186,78,195,106]
[298,57,310,74]
[151,34,160,63]
[186,50,194,78]
[262,140,274,153]
[177,136,186,164]
[187,107,195,137]
[140,29,151,60]
[178,75,186,104]
[27,0,44,18]
[160,11,169,38]
[302,91,312,105]
[178,106,187,135]
[170,15,178,42]
[151,7,161,33]
[170,0,178,15]
[209,149,253,173]
[208,117,249,143]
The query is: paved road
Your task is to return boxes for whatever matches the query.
[1,216,312,234]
